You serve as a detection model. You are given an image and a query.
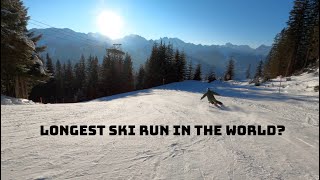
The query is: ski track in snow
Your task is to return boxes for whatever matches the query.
[1,75,319,180]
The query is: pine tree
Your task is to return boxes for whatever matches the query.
[207,69,216,83]
[175,50,186,82]
[185,61,193,80]
[46,53,54,75]
[99,46,127,95]
[79,54,86,82]
[28,32,46,53]
[123,53,134,92]
[1,0,48,98]
[64,60,74,102]
[100,53,112,96]
[158,41,169,85]
[86,54,98,99]
[111,49,124,94]
[254,60,264,79]
[166,43,177,84]
[1,0,30,97]
[224,57,235,81]
[27,32,47,79]
[245,64,251,79]
[136,65,146,90]
[145,43,162,87]
[267,29,292,77]
[285,0,307,75]
[305,0,319,66]
[193,64,202,81]
[74,54,86,98]
[262,58,272,82]
[55,60,64,101]
[86,56,99,99]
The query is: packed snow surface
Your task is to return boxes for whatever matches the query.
[1,72,319,179]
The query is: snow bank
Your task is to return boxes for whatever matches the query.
[276,70,319,95]
[247,69,319,96]
[1,95,36,105]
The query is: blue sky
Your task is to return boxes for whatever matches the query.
[24,0,293,48]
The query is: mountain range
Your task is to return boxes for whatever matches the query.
[30,28,271,78]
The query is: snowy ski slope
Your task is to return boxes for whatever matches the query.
[1,72,319,179]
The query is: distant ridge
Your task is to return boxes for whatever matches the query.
[29,28,271,78]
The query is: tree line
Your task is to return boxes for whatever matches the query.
[29,49,134,103]
[30,42,211,103]
[135,42,202,90]
[264,0,319,79]
[32,40,256,103]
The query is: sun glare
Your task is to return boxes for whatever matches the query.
[96,11,124,39]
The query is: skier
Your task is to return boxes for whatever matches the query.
[200,88,223,107]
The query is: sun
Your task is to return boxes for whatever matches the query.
[96,11,124,39]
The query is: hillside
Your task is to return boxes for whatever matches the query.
[29,28,271,77]
[1,71,319,179]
